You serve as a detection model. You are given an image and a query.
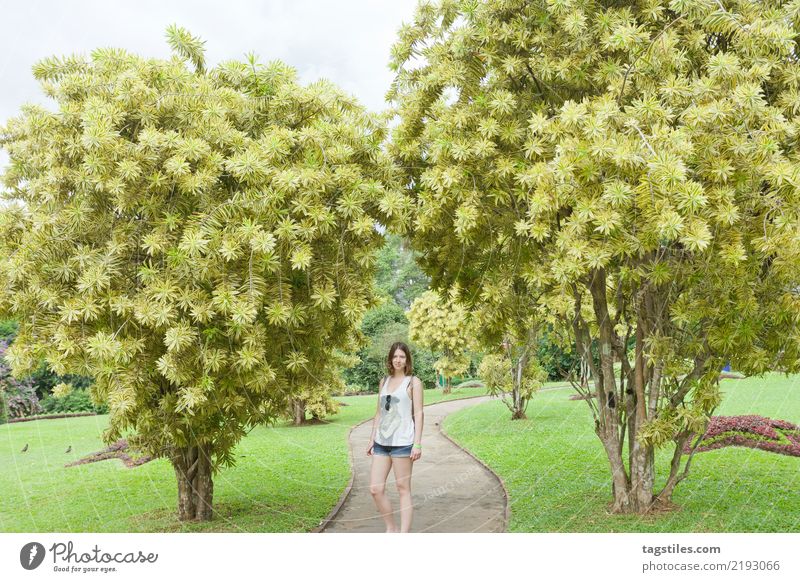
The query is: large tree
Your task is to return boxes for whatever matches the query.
[0,27,409,521]
[389,0,800,513]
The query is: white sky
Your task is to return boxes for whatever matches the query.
[0,0,419,171]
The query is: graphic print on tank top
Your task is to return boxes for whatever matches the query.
[378,394,402,443]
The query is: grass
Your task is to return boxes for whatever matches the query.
[443,373,800,532]
[0,385,487,532]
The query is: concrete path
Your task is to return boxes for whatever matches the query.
[321,396,507,533]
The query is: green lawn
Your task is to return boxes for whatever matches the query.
[0,386,487,532]
[443,373,800,532]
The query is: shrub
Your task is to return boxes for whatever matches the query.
[40,389,108,415]
[687,415,800,458]
[0,319,17,342]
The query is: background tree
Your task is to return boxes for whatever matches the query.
[0,27,409,520]
[374,233,430,309]
[478,338,547,420]
[408,289,472,393]
[389,0,800,513]
[340,299,437,391]
[286,350,347,425]
[466,270,550,418]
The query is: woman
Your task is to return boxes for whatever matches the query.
[366,341,424,533]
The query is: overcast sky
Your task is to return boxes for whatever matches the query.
[0,0,419,170]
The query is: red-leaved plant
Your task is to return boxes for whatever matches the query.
[686,415,800,457]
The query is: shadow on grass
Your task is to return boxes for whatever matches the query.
[128,499,315,533]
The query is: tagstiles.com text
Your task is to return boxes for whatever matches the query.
[643,544,721,557]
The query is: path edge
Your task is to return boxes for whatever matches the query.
[311,416,368,533]
[313,392,491,533]
[439,410,511,533]
[436,384,575,532]
[436,385,574,532]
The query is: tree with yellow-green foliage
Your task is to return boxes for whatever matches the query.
[389,0,800,513]
[0,26,410,521]
[407,289,472,393]
[478,340,547,420]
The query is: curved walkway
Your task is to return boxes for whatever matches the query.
[320,395,507,533]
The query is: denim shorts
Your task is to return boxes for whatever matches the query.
[373,442,413,458]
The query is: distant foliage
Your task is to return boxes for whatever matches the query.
[40,388,108,415]
[536,327,580,381]
[341,299,437,391]
[0,319,94,399]
[374,234,430,309]
[0,319,17,342]
[28,360,95,400]
[1,340,41,420]
[408,290,473,391]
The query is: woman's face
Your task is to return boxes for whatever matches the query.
[392,348,407,372]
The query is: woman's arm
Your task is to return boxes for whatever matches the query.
[410,377,424,461]
[366,377,385,455]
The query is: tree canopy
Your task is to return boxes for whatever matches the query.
[389,0,800,512]
[408,289,473,392]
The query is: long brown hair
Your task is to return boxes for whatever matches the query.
[386,342,413,376]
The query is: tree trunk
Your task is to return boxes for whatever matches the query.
[443,376,452,395]
[629,316,655,510]
[510,364,527,420]
[589,268,654,514]
[172,444,214,521]
[511,387,527,419]
[597,430,631,512]
[292,399,306,425]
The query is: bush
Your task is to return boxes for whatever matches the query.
[2,381,41,420]
[0,319,18,342]
[39,389,108,415]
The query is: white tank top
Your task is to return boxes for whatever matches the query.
[376,375,415,446]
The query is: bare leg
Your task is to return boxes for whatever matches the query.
[369,454,396,532]
[392,457,414,533]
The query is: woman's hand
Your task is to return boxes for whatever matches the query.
[366,440,374,456]
[410,445,422,461]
